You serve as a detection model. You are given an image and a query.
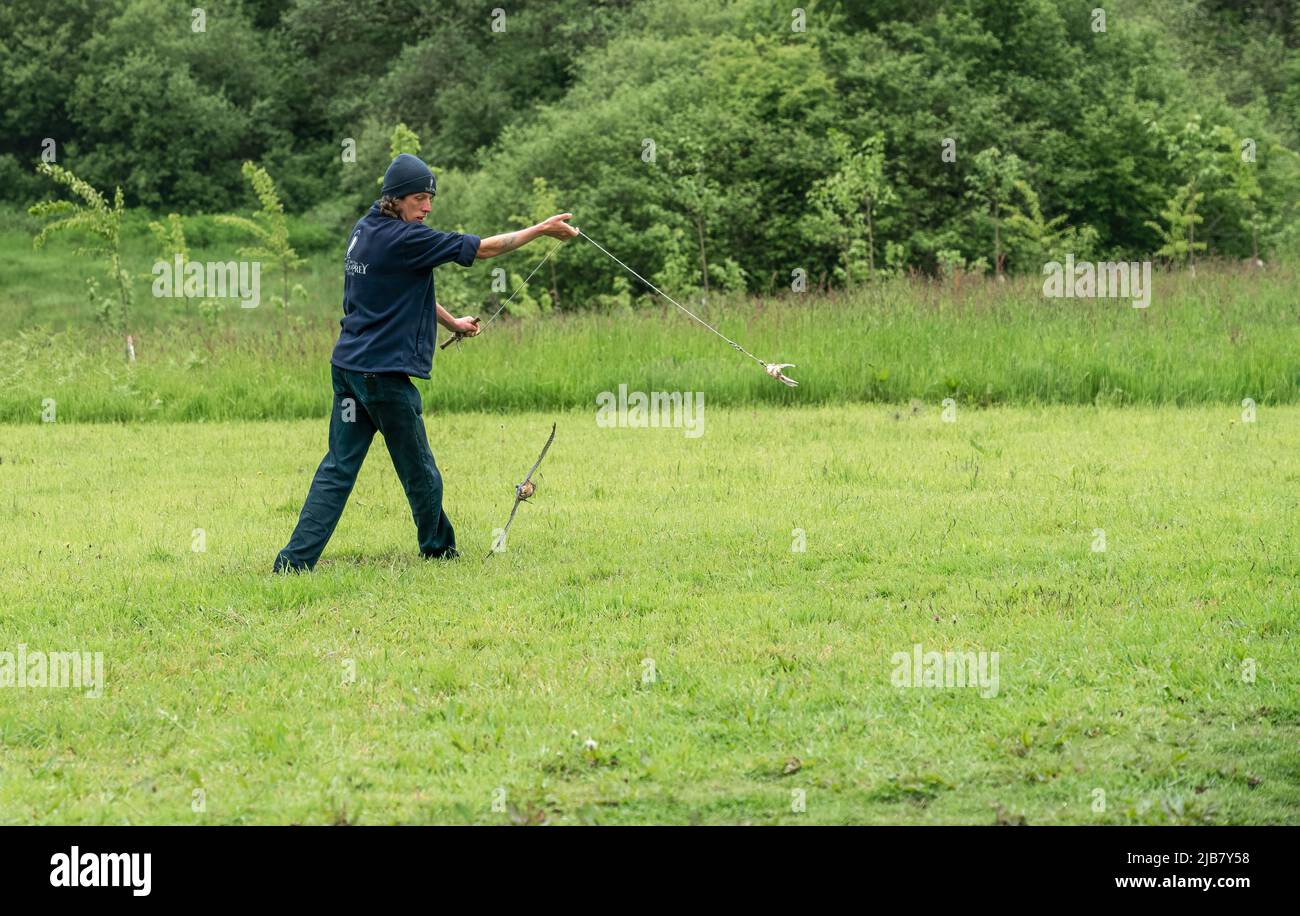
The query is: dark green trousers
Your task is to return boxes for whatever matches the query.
[274,365,456,572]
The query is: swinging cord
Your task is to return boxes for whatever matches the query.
[481,240,563,330]
[443,240,563,348]
[575,229,768,369]
[447,227,790,384]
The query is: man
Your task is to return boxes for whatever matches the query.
[273,153,577,572]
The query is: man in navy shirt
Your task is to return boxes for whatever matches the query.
[274,153,577,572]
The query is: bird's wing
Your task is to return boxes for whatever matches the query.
[499,495,524,542]
[765,363,799,387]
[485,495,524,560]
[485,423,556,560]
[523,422,557,483]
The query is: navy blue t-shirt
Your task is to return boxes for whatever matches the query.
[331,202,481,379]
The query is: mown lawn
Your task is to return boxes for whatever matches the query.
[0,404,1296,824]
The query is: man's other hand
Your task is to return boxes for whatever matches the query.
[452,316,481,337]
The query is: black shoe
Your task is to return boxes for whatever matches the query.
[422,547,460,560]
[273,551,311,574]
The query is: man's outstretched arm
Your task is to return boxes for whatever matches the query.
[476,213,578,259]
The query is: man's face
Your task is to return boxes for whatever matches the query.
[397,192,432,222]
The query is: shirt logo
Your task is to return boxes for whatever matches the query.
[344,230,368,275]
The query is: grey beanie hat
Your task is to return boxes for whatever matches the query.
[381,153,436,198]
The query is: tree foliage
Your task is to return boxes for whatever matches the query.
[216,162,306,311]
[4,0,1300,303]
[28,163,133,336]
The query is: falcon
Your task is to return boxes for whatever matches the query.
[487,422,556,559]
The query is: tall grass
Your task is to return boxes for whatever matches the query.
[1,227,1296,423]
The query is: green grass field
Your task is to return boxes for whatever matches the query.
[2,209,1297,824]
[1,404,1295,824]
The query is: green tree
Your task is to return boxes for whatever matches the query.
[1004,178,1099,267]
[665,137,727,302]
[1145,180,1207,268]
[808,130,893,283]
[510,177,564,306]
[28,163,133,344]
[148,213,225,328]
[1219,129,1265,265]
[1259,142,1300,261]
[217,162,306,311]
[1144,116,1257,259]
[966,148,1025,278]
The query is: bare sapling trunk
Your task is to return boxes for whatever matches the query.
[696,213,710,304]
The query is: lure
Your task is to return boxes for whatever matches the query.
[486,422,556,559]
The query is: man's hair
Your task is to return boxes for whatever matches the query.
[378,195,404,219]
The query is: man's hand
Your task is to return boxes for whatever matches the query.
[451,315,480,337]
[538,213,579,240]
[438,313,481,350]
[477,213,578,258]
[436,302,479,336]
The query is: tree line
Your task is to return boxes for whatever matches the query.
[5,0,1299,303]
